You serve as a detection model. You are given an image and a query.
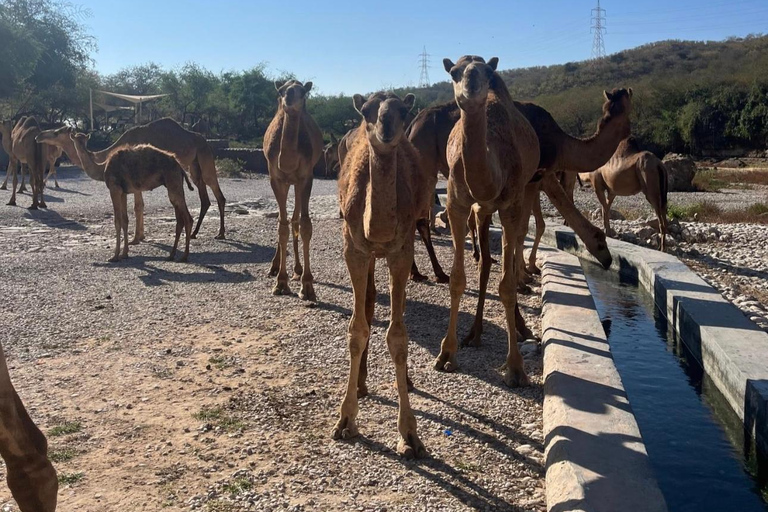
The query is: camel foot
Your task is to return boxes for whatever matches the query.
[503,365,531,388]
[215,232,225,240]
[357,385,368,399]
[410,271,428,283]
[434,348,459,373]
[128,238,141,246]
[108,256,120,263]
[272,281,292,296]
[0,184,6,190]
[55,183,60,189]
[517,283,533,295]
[190,233,198,240]
[526,264,541,276]
[434,271,450,284]
[521,272,534,284]
[472,251,480,263]
[461,328,482,348]
[27,204,38,211]
[39,202,47,209]
[6,200,15,206]
[332,416,359,440]
[397,432,427,459]
[18,186,26,193]
[299,283,316,302]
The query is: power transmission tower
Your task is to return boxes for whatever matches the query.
[591,0,607,60]
[418,46,431,88]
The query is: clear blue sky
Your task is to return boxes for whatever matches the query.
[78,0,768,95]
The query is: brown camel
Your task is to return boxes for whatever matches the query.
[323,133,340,177]
[0,119,19,191]
[0,342,58,512]
[263,80,324,301]
[7,117,46,209]
[333,92,426,458]
[69,132,194,262]
[583,136,669,251]
[36,118,226,240]
[435,55,540,387]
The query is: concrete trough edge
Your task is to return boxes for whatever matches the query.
[541,249,668,512]
[534,221,768,464]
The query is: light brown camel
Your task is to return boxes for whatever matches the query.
[0,119,19,191]
[333,92,426,458]
[0,342,58,512]
[36,118,226,240]
[7,117,46,209]
[263,80,324,301]
[435,55,540,387]
[323,133,340,177]
[69,132,194,262]
[583,136,669,251]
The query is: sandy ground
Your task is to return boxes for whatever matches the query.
[0,168,544,512]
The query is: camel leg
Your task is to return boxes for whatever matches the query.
[332,245,371,441]
[386,244,426,459]
[270,178,291,295]
[5,157,17,206]
[358,258,376,399]
[0,343,58,512]
[36,163,47,209]
[468,211,480,263]
[298,177,316,301]
[209,179,226,240]
[644,189,668,252]
[291,188,302,281]
[516,184,539,293]
[415,218,449,283]
[542,173,612,269]
[44,159,59,188]
[108,189,122,262]
[190,175,210,240]
[129,192,145,245]
[499,206,530,388]
[0,158,9,190]
[25,165,39,210]
[120,193,129,259]
[435,197,470,373]
[463,213,492,348]
[18,166,26,193]
[168,205,183,262]
[528,193,545,275]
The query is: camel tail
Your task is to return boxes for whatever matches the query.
[576,174,583,188]
[182,170,194,191]
[658,161,669,213]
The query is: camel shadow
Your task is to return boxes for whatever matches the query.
[93,255,255,286]
[144,240,274,266]
[22,209,87,231]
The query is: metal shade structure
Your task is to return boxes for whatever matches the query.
[90,89,169,129]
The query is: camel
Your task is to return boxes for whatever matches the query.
[333,91,426,458]
[0,342,58,512]
[435,55,541,387]
[583,136,669,251]
[69,132,194,262]
[323,133,340,177]
[36,118,226,240]
[263,80,324,301]
[0,119,19,191]
[2,119,64,192]
[7,117,46,209]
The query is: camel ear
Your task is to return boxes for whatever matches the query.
[352,94,365,115]
[403,93,416,111]
[303,82,313,94]
[628,87,634,98]
[443,58,455,73]
[604,90,613,101]
[488,57,499,71]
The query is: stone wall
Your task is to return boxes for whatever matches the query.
[213,146,329,178]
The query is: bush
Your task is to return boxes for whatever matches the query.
[216,158,246,178]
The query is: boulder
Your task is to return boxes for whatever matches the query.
[662,153,697,192]
[717,158,746,169]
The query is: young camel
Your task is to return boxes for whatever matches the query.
[263,80,324,301]
[0,342,58,512]
[333,92,426,459]
[436,55,540,387]
[69,132,194,262]
[7,117,46,209]
[36,118,226,240]
[584,136,669,251]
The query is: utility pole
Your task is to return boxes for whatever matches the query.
[418,46,431,88]
[591,0,607,60]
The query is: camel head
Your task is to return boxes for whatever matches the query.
[323,135,340,175]
[352,92,416,153]
[36,125,75,147]
[443,55,499,111]
[275,80,313,113]
[68,131,91,153]
[602,88,634,121]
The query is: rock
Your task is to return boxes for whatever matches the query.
[717,158,746,169]
[662,153,697,192]
[634,226,657,240]
[591,208,625,222]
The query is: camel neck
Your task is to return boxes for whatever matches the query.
[458,106,500,202]
[559,116,631,172]
[71,142,106,181]
[278,109,302,171]
[364,146,398,243]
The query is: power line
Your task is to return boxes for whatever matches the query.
[418,46,431,88]
[591,0,607,60]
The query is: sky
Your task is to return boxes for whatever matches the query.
[76,0,768,95]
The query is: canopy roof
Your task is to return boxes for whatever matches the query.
[96,90,168,104]
[94,102,134,113]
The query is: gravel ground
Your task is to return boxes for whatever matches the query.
[0,168,544,511]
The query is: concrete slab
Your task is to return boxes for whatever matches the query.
[535,222,768,466]
[541,249,668,512]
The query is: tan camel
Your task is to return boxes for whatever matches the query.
[0,119,19,191]
[0,342,58,512]
[69,133,194,262]
[435,55,540,387]
[323,133,340,177]
[263,80,324,301]
[583,136,669,250]
[7,117,46,209]
[37,118,226,240]
[333,92,426,458]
